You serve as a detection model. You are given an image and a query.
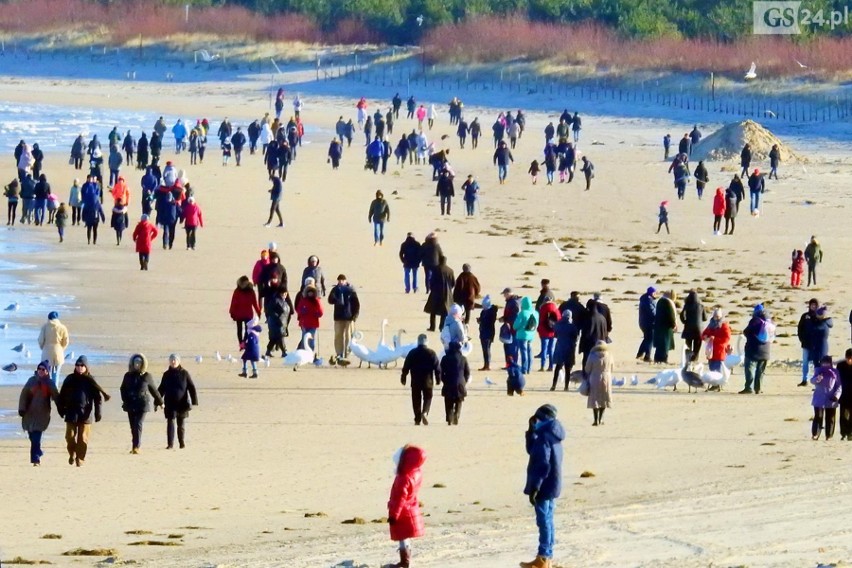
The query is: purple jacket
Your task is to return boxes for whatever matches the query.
[811,366,842,409]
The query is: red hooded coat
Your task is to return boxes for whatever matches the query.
[132,220,158,254]
[712,188,727,216]
[387,446,426,542]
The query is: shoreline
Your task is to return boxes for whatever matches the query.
[0,56,850,567]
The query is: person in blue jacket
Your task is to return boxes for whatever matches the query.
[172,119,187,153]
[154,187,179,250]
[140,167,157,215]
[636,287,657,362]
[366,136,384,174]
[522,404,565,568]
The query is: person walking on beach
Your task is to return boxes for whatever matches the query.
[694,160,708,200]
[656,201,670,234]
[81,196,106,245]
[230,276,261,345]
[58,355,104,467]
[425,256,454,332]
[264,172,284,228]
[804,236,822,287]
[551,311,579,391]
[401,334,441,426]
[4,179,19,226]
[440,341,469,425]
[837,349,852,440]
[110,199,128,245]
[452,263,480,325]
[653,291,677,364]
[513,297,538,375]
[300,255,327,297]
[521,404,564,568]
[790,250,805,288]
[747,169,764,215]
[295,281,323,354]
[571,112,582,143]
[537,297,560,373]
[768,144,781,180]
[663,133,671,160]
[399,233,422,294]
[387,445,426,568]
[158,354,198,449]
[120,353,163,454]
[420,233,443,294]
[18,360,59,466]
[239,319,262,378]
[368,190,390,246]
[136,132,149,170]
[579,156,594,190]
[477,295,498,371]
[328,274,360,365]
[585,340,613,426]
[461,174,479,217]
[181,196,203,250]
[55,203,68,242]
[636,287,657,362]
[71,134,85,170]
[740,304,773,394]
[38,311,69,383]
[328,137,342,169]
[132,214,158,271]
[740,143,752,178]
[797,298,820,386]
[493,140,513,184]
[811,355,842,441]
[701,308,732,377]
[680,291,706,361]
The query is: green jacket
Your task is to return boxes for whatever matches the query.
[368,198,390,223]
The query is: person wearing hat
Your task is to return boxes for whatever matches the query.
[652,291,677,364]
[38,311,69,383]
[804,235,823,287]
[522,404,564,568]
[328,274,360,364]
[797,298,821,387]
[327,137,343,169]
[636,287,657,362]
[158,354,198,449]
[477,295,499,371]
[401,334,441,425]
[500,287,522,363]
[132,213,158,270]
[701,308,732,377]
[461,174,479,217]
[368,190,390,246]
[300,255,327,297]
[57,355,106,467]
[18,361,60,465]
[120,353,163,454]
[741,304,773,394]
[747,166,764,215]
[440,341,470,425]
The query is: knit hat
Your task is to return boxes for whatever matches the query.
[75,355,88,368]
[140,214,149,222]
[482,295,492,309]
[268,241,278,251]
[712,308,724,319]
[534,404,558,421]
[169,353,181,365]
[647,286,657,295]
[450,304,464,318]
[48,311,59,320]
[37,359,50,371]
[303,277,316,288]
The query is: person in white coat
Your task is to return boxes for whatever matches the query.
[260,122,273,155]
[38,311,70,383]
[427,104,436,130]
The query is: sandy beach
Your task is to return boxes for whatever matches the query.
[1,54,851,568]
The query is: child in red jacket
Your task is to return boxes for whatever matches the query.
[388,445,426,568]
[790,249,805,288]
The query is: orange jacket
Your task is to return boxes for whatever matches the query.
[111,178,130,206]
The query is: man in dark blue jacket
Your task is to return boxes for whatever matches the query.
[523,404,564,568]
[636,287,657,362]
[398,232,422,293]
[741,304,772,394]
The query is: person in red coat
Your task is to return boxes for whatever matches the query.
[712,187,726,235]
[537,298,561,372]
[229,275,261,345]
[295,283,323,354]
[131,214,158,271]
[387,445,426,568]
[700,307,732,375]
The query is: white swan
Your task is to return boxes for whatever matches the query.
[724,335,745,373]
[652,344,688,391]
[702,362,731,391]
[349,330,400,369]
[393,329,417,359]
[373,319,398,362]
[283,333,314,370]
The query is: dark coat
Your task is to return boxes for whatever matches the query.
[679,293,706,341]
[158,366,198,414]
[653,297,677,353]
[638,293,656,330]
[399,236,422,269]
[524,417,565,500]
[810,317,833,363]
[419,237,443,268]
[19,375,59,432]
[440,344,470,399]
[453,271,480,306]
[120,369,163,414]
[58,371,103,424]
[580,307,608,354]
[401,345,441,389]
[744,314,771,361]
[328,283,360,321]
[552,318,579,367]
[478,305,498,341]
[424,265,455,316]
[797,310,818,349]
[435,174,454,197]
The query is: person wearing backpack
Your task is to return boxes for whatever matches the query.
[740,304,773,394]
[120,353,164,454]
[513,297,539,375]
[537,298,561,373]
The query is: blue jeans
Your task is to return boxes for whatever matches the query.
[465,199,475,216]
[539,337,555,369]
[300,327,318,352]
[534,498,556,558]
[573,129,580,143]
[750,191,760,213]
[481,338,492,368]
[34,199,46,224]
[743,357,767,391]
[404,267,419,293]
[546,170,554,184]
[423,266,434,293]
[518,339,532,373]
[498,164,508,181]
[709,360,722,372]
[637,326,653,359]
[802,348,811,382]
[50,364,63,384]
[373,221,384,244]
[28,430,43,464]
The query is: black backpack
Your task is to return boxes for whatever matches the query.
[525,314,537,332]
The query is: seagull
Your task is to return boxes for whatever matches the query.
[65,351,76,361]
[795,59,808,68]
[2,363,17,372]
[484,377,497,386]
[11,343,24,352]
[24,349,31,359]
[551,239,567,260]
[744,62,757,81]
[764,109,777,118]
[215,351,222,361]
[195,355,203,364]
[4,302,19,311]
[612,377,625,387]
[630,374,639,386]
[226,354,234,363]
[0,323,8,330]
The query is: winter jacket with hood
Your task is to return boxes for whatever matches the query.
[230,277,261,322]
[387,445,426,541]
[300,256,326,296]
[552,315,579,367]
[638,292,656,330]
[120,354,164,414]
[713,188,726,216]
[584,342,613,410]
[524,416,564,501]
[19,372,59,433]
[701,320,732,362]
[811,365,842,409]
[440,342,470,399]
[419,236,443,269]
[512,297,538,342]
[744,312,771,361]
[537,300,561,339]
